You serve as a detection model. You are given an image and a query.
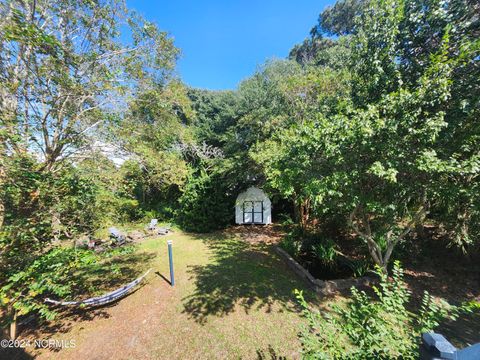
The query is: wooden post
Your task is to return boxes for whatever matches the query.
[10,309,17,340]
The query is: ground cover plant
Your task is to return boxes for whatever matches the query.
[296,261,464,359]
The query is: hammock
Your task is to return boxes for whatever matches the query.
[44,269,152,307]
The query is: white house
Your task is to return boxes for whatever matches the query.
[235,187,272,225]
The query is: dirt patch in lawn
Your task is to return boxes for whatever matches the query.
[224,224,285,245]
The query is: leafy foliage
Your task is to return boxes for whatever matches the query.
[295,262,459,359]
[0,0,183,324]
[177,169,235,233]
[279,231,303,258]
[260,0,480,269]
[0,245,136,324]
[1,155,99,273]
[0,0,478,335]
[311,239,338,268]
[313,0,366,36]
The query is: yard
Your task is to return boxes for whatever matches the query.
[3,225,478,360]
[6,227,316,359]
[2,0,479,358]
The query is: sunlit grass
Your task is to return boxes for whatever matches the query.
[29,229,316,359]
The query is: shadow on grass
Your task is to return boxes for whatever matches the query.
[69,251,156,297]
[441,309,480,348]
[182,232,316,324]
[399,233,480,348]
[155,271,172,286]
[256,345,288,360]
[0,345,35,360]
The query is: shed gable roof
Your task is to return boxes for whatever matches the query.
[236,187,270,204]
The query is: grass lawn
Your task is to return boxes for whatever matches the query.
[16,228,316,360]
[6,226,477,360]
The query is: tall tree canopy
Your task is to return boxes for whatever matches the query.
[0,0,184,320]
[0,0,478,326]
[275,0,479,268]
[0,0,178,170]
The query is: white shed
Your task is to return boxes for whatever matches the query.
[235,187,272,225]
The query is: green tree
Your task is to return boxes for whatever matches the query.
[346,0,480,253]
[0,0,180,324]
[397,0,480,248]
[252,64,351,227]
[257,0,479,269]
[112,82,194,214]
[313,0,366,36]
[187,88,239,148]
[1,0,178,171]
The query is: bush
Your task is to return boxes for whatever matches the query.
[345,258,371,278]
[1,157,104,277]
[0,245,137,325]
[295,261,459,359]
[94,188,142,226]
[176,170,234,232]
[279,229,303,257]
[50,168,100,236]
[311,238,338,268]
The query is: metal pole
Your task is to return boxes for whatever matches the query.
[167,240,174,286]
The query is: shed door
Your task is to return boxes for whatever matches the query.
[243,201,263,224]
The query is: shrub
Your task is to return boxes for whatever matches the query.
[0,245,137,325]
[345,258,371,278]
[295,261,459,359]
[279,228,304,257]
[176,170,234,232]
[280,235,302,258]
[49,168,100,236]
[1,157,104,278]
[94,188,142,226]
[311,238,338,268]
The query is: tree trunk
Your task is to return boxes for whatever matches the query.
[349,204,426,274]
[300,198,311,229]
[293,197,300,224]
[0,156,5,228]
[9,309,17,340]
[294,198,311,229]
[0,81,17,229]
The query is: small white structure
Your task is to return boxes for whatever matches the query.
[235,187,272,225]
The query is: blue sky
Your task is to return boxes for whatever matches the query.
[128,0,333,90]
